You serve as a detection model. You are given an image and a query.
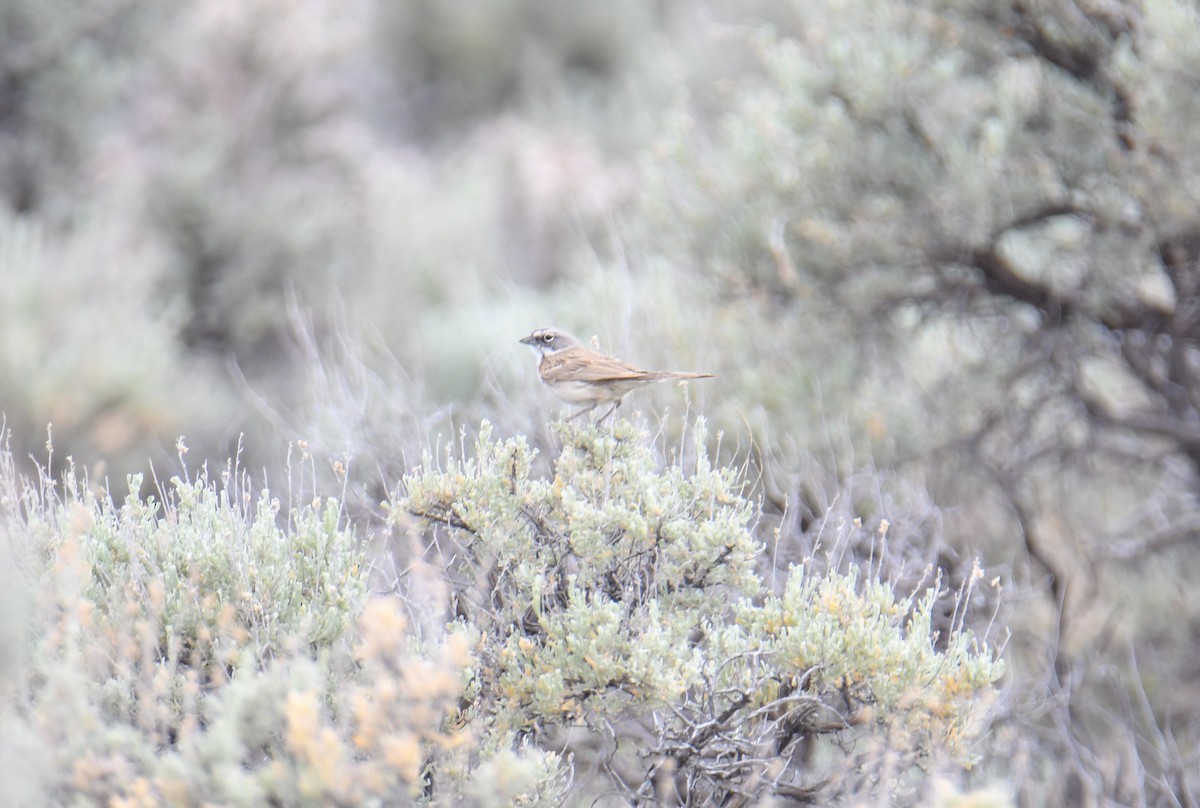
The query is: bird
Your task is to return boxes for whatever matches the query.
[519,327,714,423]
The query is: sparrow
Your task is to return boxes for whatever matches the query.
[519,327,714,423]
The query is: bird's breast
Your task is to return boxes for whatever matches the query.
[541,379,611,403]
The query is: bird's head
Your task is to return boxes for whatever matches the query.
[519,327,582,358]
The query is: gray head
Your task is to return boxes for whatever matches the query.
[519,327,583,357]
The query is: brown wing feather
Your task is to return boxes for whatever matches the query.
[541,347,652,383]
[541,346,714,383]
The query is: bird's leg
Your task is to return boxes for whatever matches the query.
[568,403,598,422]
[595,400,622,425]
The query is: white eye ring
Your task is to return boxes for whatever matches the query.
[542,334,555,343]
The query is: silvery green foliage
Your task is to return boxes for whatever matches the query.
[403,420,1003,803]
[91,472,363,659]
[403,420,762,725]
[0,445,408,805]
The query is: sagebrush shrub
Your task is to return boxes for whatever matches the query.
[1,440,560,806]
[401,419,1004,803]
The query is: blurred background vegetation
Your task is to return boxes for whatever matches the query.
[2,0,1199,804]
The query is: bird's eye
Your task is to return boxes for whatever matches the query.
[541,334,555,344]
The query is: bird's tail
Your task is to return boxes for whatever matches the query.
[653,371,715,381]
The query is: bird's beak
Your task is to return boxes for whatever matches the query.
[519,334,537,346]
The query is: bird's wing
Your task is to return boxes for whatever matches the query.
[541,347,651,383]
